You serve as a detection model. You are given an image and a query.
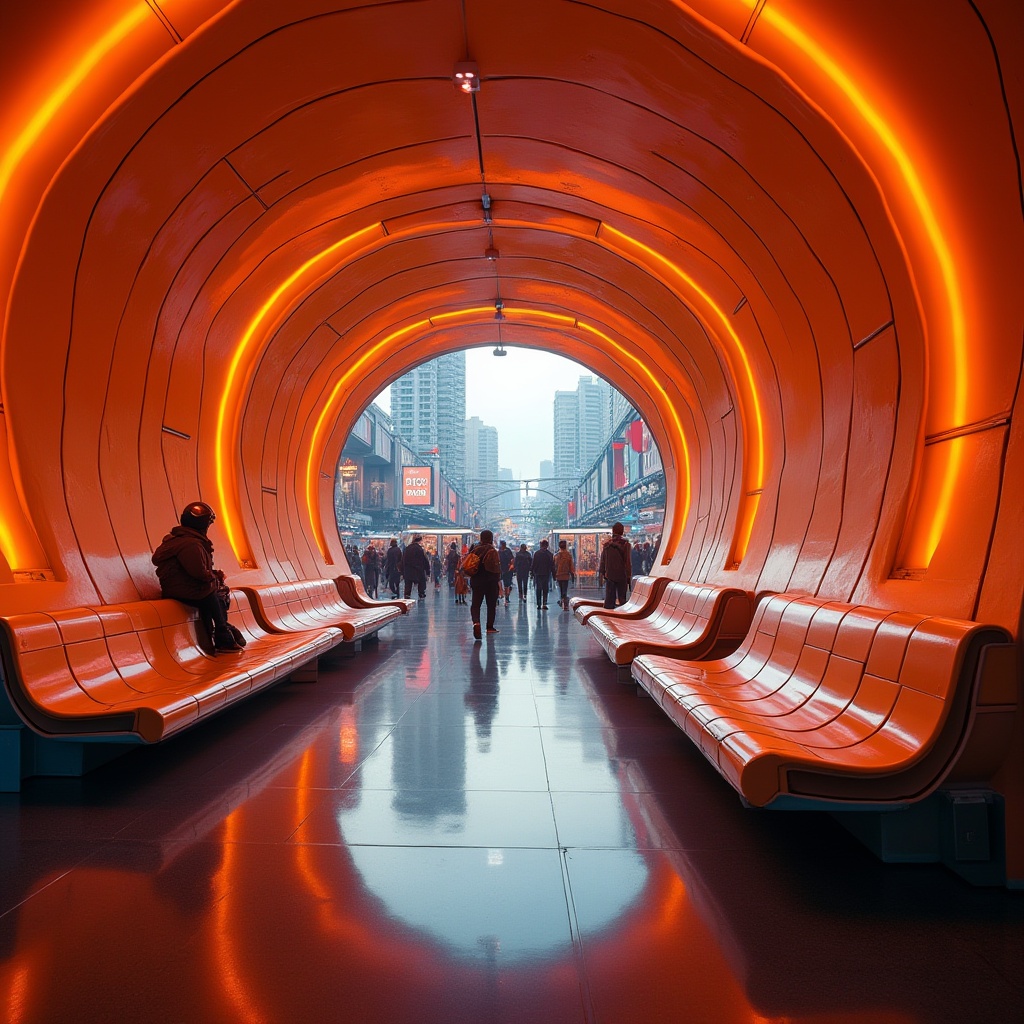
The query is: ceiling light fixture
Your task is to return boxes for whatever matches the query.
[453,62,480,93]
[485,246,500,260]
[494,299,505,322]
[493,343,507,357]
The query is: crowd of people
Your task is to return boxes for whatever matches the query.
[339,526,660,641]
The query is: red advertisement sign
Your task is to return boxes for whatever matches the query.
[402,466,433,506]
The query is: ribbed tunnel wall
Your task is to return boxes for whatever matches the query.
[1,0,1021,865]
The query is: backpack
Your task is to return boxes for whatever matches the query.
[461,551,481,576]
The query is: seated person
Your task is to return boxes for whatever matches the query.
[152,501,245,653]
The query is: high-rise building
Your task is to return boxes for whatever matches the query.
[464,416,499,483]
[390,351,466,482]
[553,375,615,493]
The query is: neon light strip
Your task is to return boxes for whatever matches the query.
[732,1,965,564]
[215,225,380,563]
[601,224,761,563]
[305,307,693,563]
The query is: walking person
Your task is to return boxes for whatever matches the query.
[514,543,532,601]
[467,528,502,640]
[431,549,443,592]
[497,539,515,605]
[631,540,645,585]
[402,533,430,600]
[152,501,245,653]
[383,538,403,598]
[599,522,632,608]
[532,538,554,610]
[361,541,380,598]
[445,542,460,589]
[553,539,575,610]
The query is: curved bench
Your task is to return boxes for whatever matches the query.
[588,581,753,676]
[571,575,670,624]
[0,595,340,756]
[335,573,415,614]
[631,593,1018,808]
[239,578,401,649]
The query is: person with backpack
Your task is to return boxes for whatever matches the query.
[532,538,554,610]
[553,539,576,610]
[464,528,502,639]
[514,543,532,601]
[599,522,632,608]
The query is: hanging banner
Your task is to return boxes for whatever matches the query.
[402,466,433,506]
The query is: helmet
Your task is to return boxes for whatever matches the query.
[180,501,216,531]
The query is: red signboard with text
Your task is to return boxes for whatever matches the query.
[402,466,433,506]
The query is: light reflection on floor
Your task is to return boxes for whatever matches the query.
[0,588,1022,1023]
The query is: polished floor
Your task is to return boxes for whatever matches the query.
[1,586,1022,1023]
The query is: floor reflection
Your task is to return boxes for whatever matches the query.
[0,587,1021,1023]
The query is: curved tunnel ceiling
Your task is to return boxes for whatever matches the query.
[0,0,1020,630]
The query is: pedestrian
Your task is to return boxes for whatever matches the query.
[641,541,653,575]
[553,539,575,610]
[599,522,632,608]
[151,501,245,653]
[402,533,430,600]
[514,543,532,601]
[497,539,515,605]
[383,538,403,597]
[532,538,554,610]
[467,528,502,639]
[445,542,460,589]
[431,549,443,591]
[361,541,380,598]
[631,540,644,582]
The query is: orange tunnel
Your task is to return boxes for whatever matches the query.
[0,1,1021,868]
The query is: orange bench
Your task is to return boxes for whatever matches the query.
[571,575,670,625]
[587,581,753,677]
[335,573,415,614]
[631,593,1018,808]
[239,578,401,650]
[0,594,340,789]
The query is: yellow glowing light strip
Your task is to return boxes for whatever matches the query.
[305,307,693,563]
[732,1,965,564]
[576,320,692,560]
[215,225,380,563]
[601,224,760,562]
[0,4,151,569]
[0,4,151,209]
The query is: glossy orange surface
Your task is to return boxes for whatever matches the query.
[0,2,1021,873]
[2,598,1022,1022]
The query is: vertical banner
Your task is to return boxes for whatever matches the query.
[402,466,434,506]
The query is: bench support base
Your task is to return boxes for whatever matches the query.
[832,790,1006,886]
[1,726,132,792]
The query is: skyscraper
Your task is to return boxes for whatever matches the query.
[464,416,499,482]
[390,351,466,482]
[553,375,614,493]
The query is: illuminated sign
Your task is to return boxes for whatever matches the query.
[402,466,433,506]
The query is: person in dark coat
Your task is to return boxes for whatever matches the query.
[631,540,645,580]
[362,542,380,598]
[402,534,430,600]
[468,528,502,639]
[152,501,243,652]
[497,540,515,605]
[532,539,554,610]
[514,543,532,602]
[599,522,632,608]
[431,550,443,591]
[445,542,460,589]
[383,539,403,597]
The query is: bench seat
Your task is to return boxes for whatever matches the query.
[631,593,1018,807]
[335,573,415,614]
[572,575,670,624]
[588,581,753,669]
[240,578,401,641]
[0,595,340,745]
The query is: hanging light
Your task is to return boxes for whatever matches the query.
[453,62,480,93]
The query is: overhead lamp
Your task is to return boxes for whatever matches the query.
[453,62,480,93]
[493,343,507,357]
[485,246,500,261]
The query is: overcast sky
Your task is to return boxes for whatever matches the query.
[372,346,598,481]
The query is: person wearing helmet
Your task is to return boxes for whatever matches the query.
[152,501,245,653]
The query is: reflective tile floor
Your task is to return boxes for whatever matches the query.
[2,590,1023,1023]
